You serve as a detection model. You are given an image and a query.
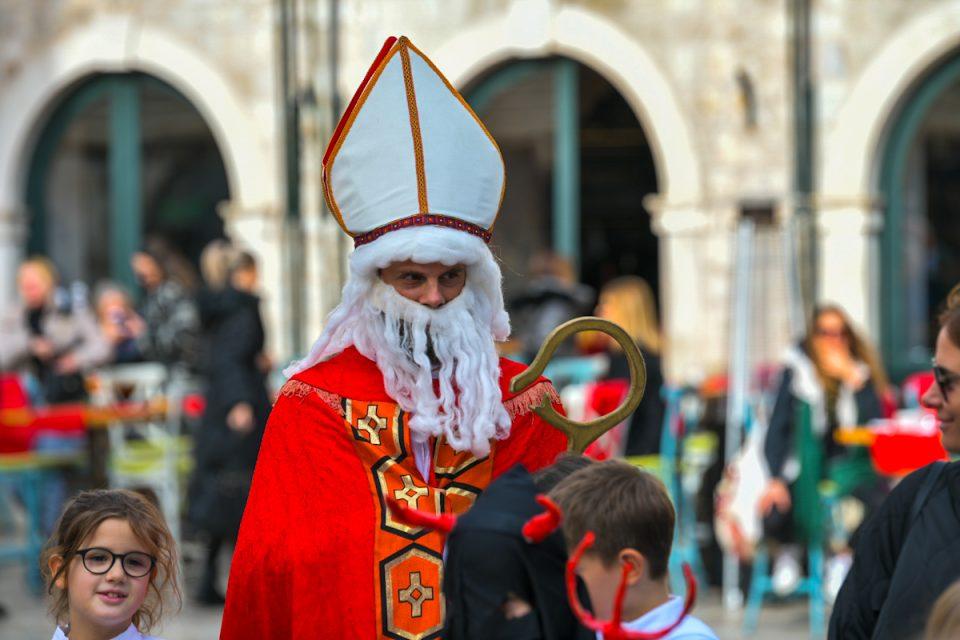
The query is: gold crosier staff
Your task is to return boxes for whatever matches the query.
[510,317,647,453]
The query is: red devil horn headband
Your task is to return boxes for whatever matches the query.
[389,493,562,542]
[522,494,563,544]
[387,498,458,534]
[566,532,698,640]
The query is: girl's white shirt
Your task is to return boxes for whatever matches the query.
[52,624,163,640]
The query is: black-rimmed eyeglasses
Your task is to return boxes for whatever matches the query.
[75,547,155,578]
[932,358,960,403]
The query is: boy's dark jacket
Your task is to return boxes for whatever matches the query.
[829,461,960,639]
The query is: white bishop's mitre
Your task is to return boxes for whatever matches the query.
[322,36,505,267]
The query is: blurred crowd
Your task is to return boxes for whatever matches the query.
[504,250,960,640]
[4,244,960,639]
[0,237,270,608]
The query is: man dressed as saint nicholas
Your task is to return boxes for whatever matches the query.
[220,36,568,639]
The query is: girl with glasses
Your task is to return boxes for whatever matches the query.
[41,489,181,640]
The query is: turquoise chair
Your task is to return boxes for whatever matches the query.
[628,386,713,598]
[743,402,828,639]
[0,452,83,593]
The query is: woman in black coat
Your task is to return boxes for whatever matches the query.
[189,247,270,604]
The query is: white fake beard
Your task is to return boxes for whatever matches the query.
[342,281,511,457]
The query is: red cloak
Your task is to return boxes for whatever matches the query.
[220,347,567,639]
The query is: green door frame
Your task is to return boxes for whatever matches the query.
[26,74,186,289]
[552,59,580,271]
[26,79,114,257]
[109,80,141,290]
[879,54,960,380]
[466,58,581,271]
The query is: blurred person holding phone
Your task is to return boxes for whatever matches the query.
[94,282,145,365]
[759,304,888,600]
[0,256,110,403]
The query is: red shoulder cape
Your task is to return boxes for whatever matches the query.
[220,347,567,639]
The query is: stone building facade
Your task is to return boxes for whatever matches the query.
[1,0,957,383]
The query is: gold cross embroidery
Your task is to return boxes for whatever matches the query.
[393,475,429,509]
[357,404,388,445]
[398,571,434,618]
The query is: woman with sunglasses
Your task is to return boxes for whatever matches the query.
[758,304,889,599]
[830,294,960,640]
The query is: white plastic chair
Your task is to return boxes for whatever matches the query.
[90,362,190,545]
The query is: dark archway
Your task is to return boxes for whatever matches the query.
[25,72,230,289]
[464,58,660,305]
[879,54,960,379]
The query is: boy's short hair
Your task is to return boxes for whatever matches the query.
[549,460,674,579]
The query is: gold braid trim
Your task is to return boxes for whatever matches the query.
[315,389,345,417]
[400,44,429,214]
[503,381,561,419]
[279,380,314,399]
[278,380,345,417]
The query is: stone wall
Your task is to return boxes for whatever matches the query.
[1,0,957,380]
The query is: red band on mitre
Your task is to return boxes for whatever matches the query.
[353,213,493,247]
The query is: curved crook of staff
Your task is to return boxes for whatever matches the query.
[509,317,647,454]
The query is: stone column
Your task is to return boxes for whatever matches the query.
[0,206,27,307]
[301,212,349,350]
[816,198,882,338]
[218,201,289,362]
[649,197,735,384]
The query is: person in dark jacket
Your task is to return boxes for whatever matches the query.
[443,457,596,640]
[759,304,888,597]
[830,293,960,640]
[130,238,201,371]
[593,276,665,456]
[509,251,594,361]
[188,245,270,604]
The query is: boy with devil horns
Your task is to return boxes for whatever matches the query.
[393,457,707,640]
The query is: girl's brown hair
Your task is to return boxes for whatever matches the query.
[40,489,181,632]
[804,304,889,396]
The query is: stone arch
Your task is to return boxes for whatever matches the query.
[820,3,960,199]
[429,4,703,208]
[0,13,275,215]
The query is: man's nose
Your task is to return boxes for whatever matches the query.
[419,280,445,308]
[921,381,942,409]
